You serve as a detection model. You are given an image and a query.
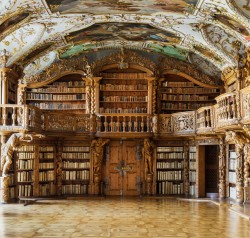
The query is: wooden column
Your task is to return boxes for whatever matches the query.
[145,77,155,115]
[93,77,102,114]
[235,143,244,203]
[218,137,226,199]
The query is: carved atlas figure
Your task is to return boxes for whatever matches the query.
[1,133,33,177]
[143,138,154,175]
[91,138,109,175]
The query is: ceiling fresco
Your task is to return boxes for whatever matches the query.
[46,0,199,14]
[0,0,249,82]
[66,23,181,45]
[188,53,221,79]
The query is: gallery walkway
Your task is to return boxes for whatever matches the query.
[0,197,249,238]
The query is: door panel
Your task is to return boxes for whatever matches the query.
[106,140,141,196]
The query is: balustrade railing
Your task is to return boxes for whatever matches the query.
[96,114,153,133]
[215,92,240,128]
[0,105,43,131]
[196,106,214,133]
[1,87,250,135]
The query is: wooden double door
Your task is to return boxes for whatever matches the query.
[105,140,142,196]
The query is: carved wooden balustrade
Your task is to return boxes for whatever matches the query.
[96,114,153,136]
[240,86,250,125]
[43,111,90,133]
[196,106,214,134]
[214,92,240,130]
[0,104,43,132]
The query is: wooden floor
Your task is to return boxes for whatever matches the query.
[0,197,249,238]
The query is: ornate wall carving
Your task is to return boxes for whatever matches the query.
[172,112,196,135]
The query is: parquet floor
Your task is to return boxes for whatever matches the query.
[0,197,249,238]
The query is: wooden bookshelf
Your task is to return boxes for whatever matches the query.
[38,145,56,197]
[61,145,90,196]
[156,146,184,195]
[159,75,220,114]
[99,71,148,114]
[26,75,87,111]
[189,146,197,197]
[16,145,35,198]
[228,144,236,200]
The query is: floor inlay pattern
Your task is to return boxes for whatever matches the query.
[0,197,249,238]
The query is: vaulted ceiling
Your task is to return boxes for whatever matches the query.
[0,0,249,84]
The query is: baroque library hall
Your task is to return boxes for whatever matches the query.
[0,0,250,237]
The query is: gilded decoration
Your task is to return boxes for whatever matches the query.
[43,113,90,132]
[23,56,91,85]
[158,115,172,134]
[172,111,196,134]
[92,50,156,76]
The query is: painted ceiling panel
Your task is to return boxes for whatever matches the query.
[0,0,249,81]
[189,53,221,79]
[66,23,181,45]
[231,0,250,18]
[46,0,199,14]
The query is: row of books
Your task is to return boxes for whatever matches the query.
[39,152,54,159]
[39,183,56,196]
[189,152,196,160]
[52,81,85,87]
[29,87,85,93]
[100,84,147,91]
[229,187,236,199]
[101,96,147,102]
[157,171,182,181]
[62,184,88,195]
[161,87,218,94]
[62,170,90,181]
[161,94,209,101]
[17,159,34,170]
[189,171,196,183]
[63,161,90,169]
[229,171,236,183]
[40,146,54,152]
[63,146,89,152]
[162,81,194,87]
[39,162,54,169]
[62,152,90,159]
[228,159,236,170]
[18,152,35,159]
[189,161,196,170]
[31,102,86,110]
[157,152,184,159]
[229,151,237,159]
[18,185,33,197]
[157,147,184,152]
[39,171,54,181]
[99,107,147,114]
[189,185,196,196]
[17,171,33,182]
[158,181,184,195]
[161,102,212,110]
[101,72,146,79]
[17,146,35,152]
[27,93,86,101]
[156,161,183,169]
